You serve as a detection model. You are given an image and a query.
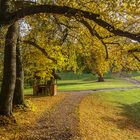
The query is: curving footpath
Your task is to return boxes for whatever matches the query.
[20,77,140,140]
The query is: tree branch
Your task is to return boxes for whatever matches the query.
[132,53,140,62]
[104,42,120,45]
[0,4,140,42]
[128,48,140,53]
[128,48,140,62]
[80,19,109,59]
[22,40,57,63]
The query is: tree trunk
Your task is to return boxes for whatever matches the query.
[0,0,9,13]
[13,37,24,106]
[98,75,104,82]
[0,23,17,116]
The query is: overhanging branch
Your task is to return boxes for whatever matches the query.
[128,48,140,62]
[128,48,140,53]
[132,53,140,62]
[80,19,109,59]
[22,40,57,63]
[0,4,139,42]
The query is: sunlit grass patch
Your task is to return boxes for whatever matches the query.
[79,89,140,140]
[24,88,33,95]
[58,78,136,91]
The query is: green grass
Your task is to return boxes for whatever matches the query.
[128,71,140,81]
[57,72,136,91]
[24,78,136,94]
[24,72,139,93]
[133,76,140,81]
[91,89,140,128]
[24,88,33,95]
[79,89,140,139]
[96,89,140,104]
[58,78,135,91]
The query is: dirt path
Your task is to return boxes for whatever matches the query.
[20,93,88,140]
[62,86,140,94]
[123,77,140,87]
[19,78,140,140]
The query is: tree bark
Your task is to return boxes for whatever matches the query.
[13,37,24,106]
[0,0,9,13]
[0,23,17,116]
[98,75,104,82]
[0,4,140,42]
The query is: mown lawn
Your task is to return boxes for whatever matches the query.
[79,89,140,140]
[133,76,140,81]
[58,79,135,91]
[24,78,136,94]
[57,72,137,91]
[24,88,33,95]
[24,72,139,93]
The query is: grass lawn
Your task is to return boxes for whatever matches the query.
[79,89,140,140]
[57,72,136,91]
[24,72,138,93]
[58,79,136,91]
[128,71,140,81]
[24,78,136,94]
[133,76,140,81]
[24,88,33,95]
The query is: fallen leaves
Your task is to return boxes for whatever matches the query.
[0,93,67,140]
[79,94,140,140]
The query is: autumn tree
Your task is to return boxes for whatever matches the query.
[0,0,140,116]
[108,42,140,74]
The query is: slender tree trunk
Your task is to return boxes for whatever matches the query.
[13,37,24,106]
[0,23,17,116]
[98,74,104,82]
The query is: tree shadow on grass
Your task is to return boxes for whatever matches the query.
[119,102,140,129]
[102,102,140,130]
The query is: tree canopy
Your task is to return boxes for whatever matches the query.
[0,0,140,116]
[0,0,140,42]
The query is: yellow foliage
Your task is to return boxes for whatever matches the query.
[0,93,67,140]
